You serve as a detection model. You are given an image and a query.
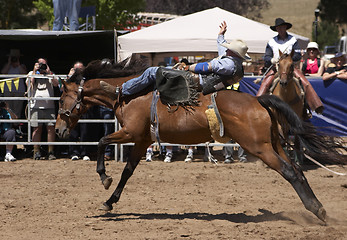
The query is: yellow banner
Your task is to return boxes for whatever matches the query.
[13,78,19,91]
[0,78,20,93]
[0,81,4,93]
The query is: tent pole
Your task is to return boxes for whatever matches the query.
[114,28,118,62]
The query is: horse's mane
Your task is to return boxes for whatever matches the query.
[68,57,149,84]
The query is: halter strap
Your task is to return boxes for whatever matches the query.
[58,78,85,117]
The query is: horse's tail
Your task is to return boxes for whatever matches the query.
[257,95,347,165]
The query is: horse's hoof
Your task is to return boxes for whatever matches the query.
[99,202,113,211]
[102,176,113,190]
[316,207,327,222]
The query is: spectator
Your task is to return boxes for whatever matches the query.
[146,146,174,163]
[223,78,247,164]
[26,58,59,160]
[0,101,17,162]
[67,61,93,161]
[301,42,325,77]
[322,53,347,81]
[145,145,194,163]
[184,146,194,163]
[145,146,154,162]
[52,0,82,31]
[257,18,324,115]
[163,146,174,163]
[99,105,115,161]
[1,49,27,118]
[1,49,27,74]
[223,141,247,163]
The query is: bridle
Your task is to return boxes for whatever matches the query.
[58,78,85,117]
[278,54,293,86]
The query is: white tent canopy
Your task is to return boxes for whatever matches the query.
[118,7,309,61]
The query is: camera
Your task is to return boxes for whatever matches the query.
[38,62,47,73]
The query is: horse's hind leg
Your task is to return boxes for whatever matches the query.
[100,141,150,211]
[254,143,326,222]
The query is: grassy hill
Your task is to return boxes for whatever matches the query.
[258,0,320,39]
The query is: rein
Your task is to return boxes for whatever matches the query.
[58,78,85,117]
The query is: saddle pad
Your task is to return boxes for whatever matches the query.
[205,108,230,143]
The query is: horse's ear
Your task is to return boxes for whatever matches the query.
[279,50,283,57]
[290,49,294,57]
[61,78,68,92]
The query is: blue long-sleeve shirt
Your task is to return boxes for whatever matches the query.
[207,34,242,76]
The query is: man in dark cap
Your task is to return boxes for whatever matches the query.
[322,52,347,81]
[257,18,324,117]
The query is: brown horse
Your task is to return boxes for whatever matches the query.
[273,50,304,119]
[55,59,345,222]
[272,50,306,163]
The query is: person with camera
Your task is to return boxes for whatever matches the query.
[0,101,17,162]
[26,58,59,160]
[1,49,27,75]
[1,49,27,119]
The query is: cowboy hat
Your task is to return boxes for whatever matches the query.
[221,39,251,60]
[6,49,23,57]
[270,18,292,31]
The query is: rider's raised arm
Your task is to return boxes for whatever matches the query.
[217,21,228,57]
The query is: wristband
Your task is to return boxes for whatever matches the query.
[335,71,340,75]
[194,62,210,74]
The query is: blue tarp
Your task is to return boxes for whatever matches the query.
[240,76,347,136]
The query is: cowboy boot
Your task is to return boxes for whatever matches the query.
[294,69,324,114]
[256,69,276,96]
[100,81,121,101]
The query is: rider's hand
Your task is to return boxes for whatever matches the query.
[218,21,227,35]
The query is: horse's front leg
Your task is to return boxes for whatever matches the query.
[96,129,133,190]
[100,141,150,211]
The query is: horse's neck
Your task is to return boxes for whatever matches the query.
[83,81,116,110]
[275,80,301,104]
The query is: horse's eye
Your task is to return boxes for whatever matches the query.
[60,99,64,105]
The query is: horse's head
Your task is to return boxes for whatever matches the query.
[278,50,294,87]
[55,79,88,139]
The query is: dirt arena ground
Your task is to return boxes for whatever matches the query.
[1,152,346,240]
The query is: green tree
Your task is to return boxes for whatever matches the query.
[144,0,269,20]
[313,20,340,48]
[86,0,145,29]
[34,0,145,30]
[33,0,54,28]
[0,0,39,29]
[318,0,347,24]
